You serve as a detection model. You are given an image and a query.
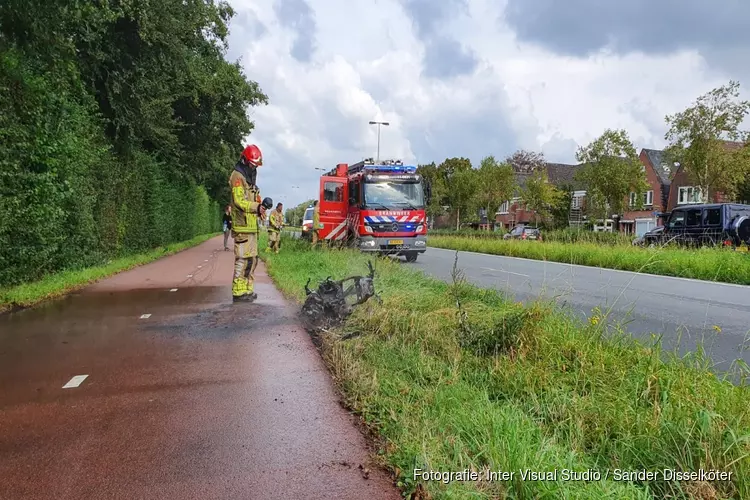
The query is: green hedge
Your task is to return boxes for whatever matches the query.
[0,0,266,288]
[0,49,220,287]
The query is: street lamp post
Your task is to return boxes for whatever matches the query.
[368,120,389,163]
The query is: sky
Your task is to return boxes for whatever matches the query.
[225,0,750,209]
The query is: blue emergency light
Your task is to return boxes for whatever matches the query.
[364,164,417,174]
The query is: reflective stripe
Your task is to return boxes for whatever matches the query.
[325,220,347,240]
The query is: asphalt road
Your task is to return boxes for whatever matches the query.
[0,236,399,500]
[415,247,750,374]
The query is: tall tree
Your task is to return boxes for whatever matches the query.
[416,162,446,222]
[0,0,267,286]
[665,81,750,202]
[436,157,475,229]
[520,169,565,226]
[506,149,546,173]
[575,129,648,220]
[476,156,515,220]
[550,183,575,229]
[450,168,479,230]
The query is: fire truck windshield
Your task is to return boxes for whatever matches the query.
[363,180,424,210]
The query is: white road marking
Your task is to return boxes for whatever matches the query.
[187,274,193,278]
[62,375,88,389]
[204,259,208,262]
[169,288,178,292]
[198,265,202,268]
[481,266,529,278]
[140,314,151,319]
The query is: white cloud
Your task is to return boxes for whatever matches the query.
[225,0,750,209]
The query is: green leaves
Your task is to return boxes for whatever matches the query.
[477,156,515,219]
[575,129,647,219]
[519,169,565,225]
[665,81,750,202]
[0,0,263,286]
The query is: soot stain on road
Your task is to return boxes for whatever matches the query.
[140,302,299,341]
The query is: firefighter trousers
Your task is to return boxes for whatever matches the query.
[268,230,280,253]
[232,232,258,296]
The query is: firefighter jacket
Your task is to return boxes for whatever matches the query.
[313,206,322,230]
[269,210,284,232]
[229,164,261,234]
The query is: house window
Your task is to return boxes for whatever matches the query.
[572,196,581,209]
[678,186,703,205]
[498,201,509,214]
[629,192,637,207]
[323,181,344,202]
[643,190,654,206]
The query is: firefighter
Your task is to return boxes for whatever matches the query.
[311,200,322,247]
[229,144,267,302]
[268,202,284,253]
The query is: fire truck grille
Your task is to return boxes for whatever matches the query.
[369,222,416,233]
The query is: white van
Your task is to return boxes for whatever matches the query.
[301,206,314,240]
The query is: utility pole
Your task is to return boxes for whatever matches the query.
[368,120,389,163]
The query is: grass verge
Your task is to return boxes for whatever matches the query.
[0,233,220,314]
[429,235,750,285]
[261,234,749,499]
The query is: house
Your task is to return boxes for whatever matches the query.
[665,141,745,212]
[495,163,584,229]
[619,142,746,236]
[619,149,674,236]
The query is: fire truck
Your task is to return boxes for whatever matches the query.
[316,158,430,262]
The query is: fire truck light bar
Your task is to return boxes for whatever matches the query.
[363,164,417,173]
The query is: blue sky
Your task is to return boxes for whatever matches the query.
[226,0,750,208]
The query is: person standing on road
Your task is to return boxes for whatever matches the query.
[268,203,284,253]
[222,205,233,251]
[311,200,322,248]
[229,144,267,302]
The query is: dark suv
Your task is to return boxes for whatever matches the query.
[658,203,750,247]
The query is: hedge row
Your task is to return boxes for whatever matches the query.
[0,1,265,287]
[0,49,221,287]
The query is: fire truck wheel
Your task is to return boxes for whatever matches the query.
[404,251,418,263]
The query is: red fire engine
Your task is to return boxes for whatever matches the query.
[316,158,430,262]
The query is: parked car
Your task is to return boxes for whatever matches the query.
[300,207,314,240]
[503,225,542,241]
[632,226,664,246]
[652,203,750,247]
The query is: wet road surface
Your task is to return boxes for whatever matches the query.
[417,247,750,375]
[0,236,400,500]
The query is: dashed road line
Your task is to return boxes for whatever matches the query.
[140,314,152,319]
[169,288,178,292]
[62,375,88,389]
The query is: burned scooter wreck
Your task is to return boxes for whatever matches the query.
[300,261,380,337]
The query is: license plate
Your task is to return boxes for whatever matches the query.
[389,239,404,245]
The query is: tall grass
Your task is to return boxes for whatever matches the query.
[430,228,633,246]
[262,235,750,500]
[428,235,750,285]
